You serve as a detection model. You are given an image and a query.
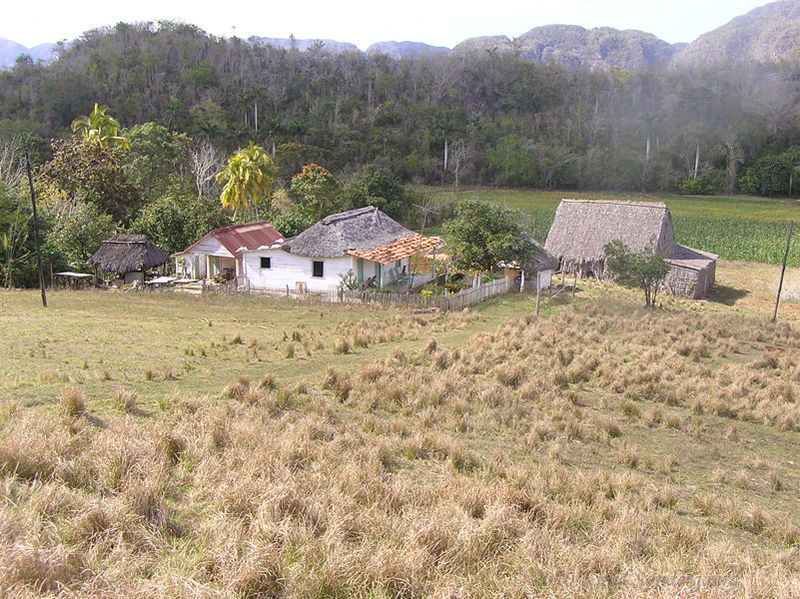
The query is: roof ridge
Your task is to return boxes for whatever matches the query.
[321,205,377,226]
[210,221,270,235]
[561,198,668,209]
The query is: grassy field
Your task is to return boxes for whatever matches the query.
[1,265,799,597]
[424,188,800,266]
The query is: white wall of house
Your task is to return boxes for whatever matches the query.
[174,237,236,279]
[243,250,355,292]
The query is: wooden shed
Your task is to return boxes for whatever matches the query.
[544,199,717,299]
[90,234,169,285]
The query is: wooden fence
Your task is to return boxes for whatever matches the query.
[338,276,512,311]
[188,276,512,311]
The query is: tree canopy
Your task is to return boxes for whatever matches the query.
[217,142,277,216]
[1,22,800,196]
[71,103,129,148]
[443,200,538,272]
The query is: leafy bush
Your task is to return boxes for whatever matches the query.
[604,239,670,308]
[679,173,722,195]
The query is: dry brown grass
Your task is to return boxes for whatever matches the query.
[1,287,799,597]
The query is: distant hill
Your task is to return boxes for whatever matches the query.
[4,2,800,72]
[0,39,56,68]
[454,25,675,71]
[366,41,450,59]
[249,37,359,53]
[674,0,800,67]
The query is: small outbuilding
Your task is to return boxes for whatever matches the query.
[501,239,559,290]
[90,234,170,285]
[544,199,717,299]
[172,221,284,283]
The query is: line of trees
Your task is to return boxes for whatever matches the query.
[1,21,800,195]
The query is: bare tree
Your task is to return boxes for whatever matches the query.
[189,140,224,199]
[448,139,471,187]
[0,142,26,190]
[719,133,743,194]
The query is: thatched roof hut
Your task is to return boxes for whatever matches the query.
[545,199,678,265]
[544,199,717,298]
[90,234,169,281]
[282,206,415,258]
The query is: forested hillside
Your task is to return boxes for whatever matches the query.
[2,21,800,195]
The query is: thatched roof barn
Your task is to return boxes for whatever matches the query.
[282,206,417,258]
[545,199,717,298]
[90,234,169,284]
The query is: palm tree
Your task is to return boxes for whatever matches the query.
[71,103,130,148]
[217,142,277,218]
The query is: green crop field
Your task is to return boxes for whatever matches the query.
[424,188,800,265]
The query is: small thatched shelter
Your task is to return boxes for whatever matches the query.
[545,199,717,298]
[90,234,169,285]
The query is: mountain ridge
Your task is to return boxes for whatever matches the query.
[3,1,799,71]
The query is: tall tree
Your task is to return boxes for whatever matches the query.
[443,200,538,272]
[217,142,277,217]
[71,103,130,148]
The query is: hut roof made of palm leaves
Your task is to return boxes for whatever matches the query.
[281,206,418,258]
[544,199,679,263]
[90,234,169,274]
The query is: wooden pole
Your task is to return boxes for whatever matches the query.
[536,271,542,315]
[520,270,525,293]
[572,271,577,298]
[25,152,46,307]
[772,221,794,323]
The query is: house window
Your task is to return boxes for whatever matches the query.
[312,260,324,278]
[260,257,271,269]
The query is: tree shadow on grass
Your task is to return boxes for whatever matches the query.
[708,284,748,306]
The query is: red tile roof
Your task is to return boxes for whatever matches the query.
[347,233,443,265]
[177,222,283,259]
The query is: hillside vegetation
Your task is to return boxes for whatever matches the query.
[2,19,800,197]
[1,275,799,596]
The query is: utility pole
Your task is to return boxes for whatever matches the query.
[25,151,47,307]
[772,221,794,323]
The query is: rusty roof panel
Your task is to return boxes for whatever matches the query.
[348,233,443,265]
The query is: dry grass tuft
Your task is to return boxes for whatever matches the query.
[332,337,351,354]
[114,387,137,413]
[59,387,85,418]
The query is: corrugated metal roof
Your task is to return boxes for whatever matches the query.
[347,233,443,265]
[175,222,284,259]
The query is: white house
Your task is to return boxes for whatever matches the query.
[173,221,283,282]
[241,206,442,293]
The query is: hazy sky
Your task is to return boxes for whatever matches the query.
[6,0,771,49]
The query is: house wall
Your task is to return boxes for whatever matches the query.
[243,251,355,292]
[664,262,715,299]
[175,238,237,279]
